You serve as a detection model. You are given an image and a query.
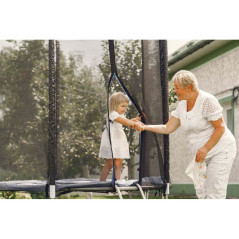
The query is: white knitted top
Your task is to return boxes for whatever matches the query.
[171,90,234,158]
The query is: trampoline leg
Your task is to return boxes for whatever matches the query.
[145,190,150,199]
[115,185,123,199]
[85,192,92,199]
[128,192,132,199]
[136,184,146,199]
[50,185,56,199]
[162,183,170,199]
[166,183,170,199]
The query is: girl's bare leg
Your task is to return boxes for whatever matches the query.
[114,158,123,180]
[100,159,113,181]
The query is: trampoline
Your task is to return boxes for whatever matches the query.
[0,40,169,199]
[0,177,166,199]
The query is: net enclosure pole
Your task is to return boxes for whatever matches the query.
[48,40,56,198]
[55,40,60,181]
[107,40,117,187]
[159,40,170,187]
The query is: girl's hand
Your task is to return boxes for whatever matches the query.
[195,146,209,163]
[130,118,143,128]
[133,122,145,132]
[132,119,144,125]
[134,116,142,121]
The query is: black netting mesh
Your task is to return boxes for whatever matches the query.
[56,40,142,181]
[140,40,167,182]
[0,40,168,189]
[0,40,49,181]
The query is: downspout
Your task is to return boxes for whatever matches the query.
[232,87,239,135]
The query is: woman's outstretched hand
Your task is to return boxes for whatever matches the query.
[130,121,145,132]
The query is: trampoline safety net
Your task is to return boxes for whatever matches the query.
[0,40,49,182]
[0,40,169,195]
[140,40,169,186]
[57,40,143,182]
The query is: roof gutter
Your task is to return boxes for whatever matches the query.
[168,40,214,67]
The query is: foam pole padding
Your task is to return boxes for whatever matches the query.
[159,40,170,184]
[108,40,117,75]
[48,40,56,187]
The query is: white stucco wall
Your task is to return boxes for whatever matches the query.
[170,46,239,183]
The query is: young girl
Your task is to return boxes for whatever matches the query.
[99,92,142,181]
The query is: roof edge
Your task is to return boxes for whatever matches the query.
[168,40,214,67]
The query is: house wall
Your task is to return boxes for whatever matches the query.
[170,46,239,184]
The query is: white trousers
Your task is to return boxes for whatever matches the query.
[196,143,236,199]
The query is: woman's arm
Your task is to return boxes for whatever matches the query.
[142,116,180,134]
[195,117,225,162]
[206,118,225,150]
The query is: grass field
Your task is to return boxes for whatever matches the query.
[1,191,237,199]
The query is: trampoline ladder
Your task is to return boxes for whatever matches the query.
[115,185,123,199]
[115,185,147,199]
[136,184,146,199]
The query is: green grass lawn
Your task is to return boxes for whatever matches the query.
[57,192,198,199]
[1,191,237,199]
[0,191,198,199]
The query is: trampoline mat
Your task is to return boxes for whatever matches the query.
[55,178,139,192]
[0,180,47,192]
[0,177,165,193]
[55,177,165,192]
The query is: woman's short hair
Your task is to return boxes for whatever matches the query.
[109,92,129,112]
[172,70,199,91]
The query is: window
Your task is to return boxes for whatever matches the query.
[221,100,233,134]
[227,108,233,132]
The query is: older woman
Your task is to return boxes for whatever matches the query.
[138,70,237,199]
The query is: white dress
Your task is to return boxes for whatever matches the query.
[171,90,236,198]
[99,111,130,159]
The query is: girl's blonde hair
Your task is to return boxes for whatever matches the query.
[172,70,199,91]
[109,92,129,113]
